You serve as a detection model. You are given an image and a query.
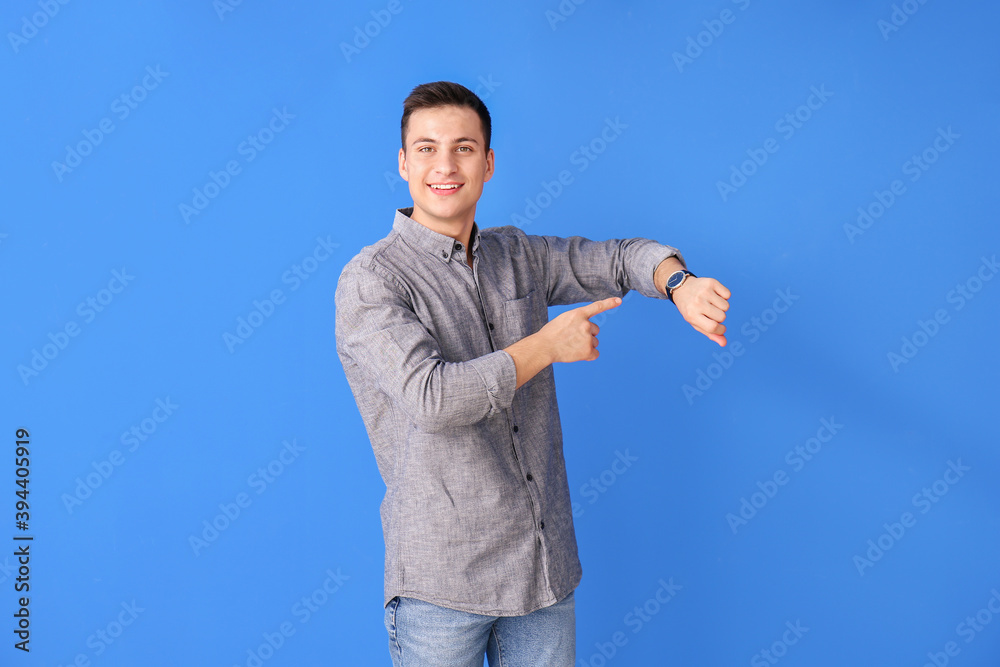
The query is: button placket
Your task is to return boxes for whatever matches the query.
[475,256,543,536]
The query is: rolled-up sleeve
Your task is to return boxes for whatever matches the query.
[335,260,517,434]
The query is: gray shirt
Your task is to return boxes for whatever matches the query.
[335,208,683,616]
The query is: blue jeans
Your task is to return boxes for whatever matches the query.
[384,592,576,666]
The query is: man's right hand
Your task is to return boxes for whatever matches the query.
[504,296,622,388]
[539,296,622,363]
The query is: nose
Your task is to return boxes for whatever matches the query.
[433,151,457,176]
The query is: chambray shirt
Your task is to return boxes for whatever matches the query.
[335,208,683,616]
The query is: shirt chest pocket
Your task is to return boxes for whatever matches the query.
[501,289,543,347]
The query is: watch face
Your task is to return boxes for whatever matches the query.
[667,271,686,289]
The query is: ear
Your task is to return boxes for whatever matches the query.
[398,147,409,181]
[483,148,495,183]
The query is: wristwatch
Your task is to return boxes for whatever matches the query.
[666,270,696,303]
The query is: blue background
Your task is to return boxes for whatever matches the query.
[4,0,999,665]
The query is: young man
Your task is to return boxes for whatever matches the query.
[335,81,730,666]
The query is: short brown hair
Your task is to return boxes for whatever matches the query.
[400,81,492,151]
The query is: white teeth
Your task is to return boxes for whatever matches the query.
[431,184,460,189]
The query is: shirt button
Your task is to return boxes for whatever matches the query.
[454,243,462,251]
[441,250,448,258]
[512,425,519,433]
[488,322,495,331]
[526,473,533,482]
[540,521,545,530]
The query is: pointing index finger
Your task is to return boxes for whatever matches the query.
[581,296,622,319]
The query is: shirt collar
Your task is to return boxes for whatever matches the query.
[392,207,480,263]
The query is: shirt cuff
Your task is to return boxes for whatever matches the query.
[470,350,518,416]
[635,244,686,300]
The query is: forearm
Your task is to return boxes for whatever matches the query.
[395,351,517,430]
[525,233,684,305]
[503,295,621,387]
[504,332,555,389]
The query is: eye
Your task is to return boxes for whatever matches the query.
[417,145,433,153]
[456,146,472,152]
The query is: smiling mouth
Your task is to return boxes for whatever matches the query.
[429,183,463,193]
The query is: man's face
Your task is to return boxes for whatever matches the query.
[398,105,494,231]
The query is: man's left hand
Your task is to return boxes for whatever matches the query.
[671,276,731,347]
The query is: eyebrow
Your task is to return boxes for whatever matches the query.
[411,136,480,145]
